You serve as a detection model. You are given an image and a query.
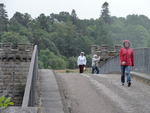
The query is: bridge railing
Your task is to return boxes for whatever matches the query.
[99,54,120,74]
[22,45,38,107]
[100,48,150,74]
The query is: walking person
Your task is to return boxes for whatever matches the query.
[119,40,134,87]
[77,52,87,73]
[92,54,100,74]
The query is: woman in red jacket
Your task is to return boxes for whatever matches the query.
[120,40,134,87]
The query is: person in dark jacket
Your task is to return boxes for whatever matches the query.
[119,40,134,86]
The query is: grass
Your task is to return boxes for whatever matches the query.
[53,67,92,74]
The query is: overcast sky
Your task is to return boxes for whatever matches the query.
[1,0,150,19]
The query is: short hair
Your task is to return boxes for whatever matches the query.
[80,52,84,54]
[93,54,97,57]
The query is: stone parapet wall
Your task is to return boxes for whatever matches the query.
[0,43,33,61]
[91,45,121,66]
[0,43,33,106]
[0,107,37,113]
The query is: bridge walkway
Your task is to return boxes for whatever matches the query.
[38,69,64,113]
[38,69,150,113]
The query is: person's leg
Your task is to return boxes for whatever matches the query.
[96,66,99,74]
[92,66,95,74]
[121,65,126,85]
[126,66,131,86]
[81,65,84,73]
[79,65,82,73]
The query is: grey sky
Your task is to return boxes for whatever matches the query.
[1,0,150,19]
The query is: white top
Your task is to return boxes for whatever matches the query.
[77,55,87,66]
[92,57,100,66]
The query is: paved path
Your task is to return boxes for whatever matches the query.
[55,72,150,113]
[39,69,150,113]
[39,69,64,113]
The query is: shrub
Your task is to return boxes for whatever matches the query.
[0,96,14,107]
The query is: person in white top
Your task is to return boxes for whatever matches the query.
[92,54,100,74]
[77,52,87,73]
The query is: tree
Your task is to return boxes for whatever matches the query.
[1,5,150,70]
[125,25,149,48]
[67,57,77,69]
[85,54,92,67]
[71,10,85,34]
[11,12,32,27]
[50,57,66,69]
[71,9,78,24]
[36,13,50,32]
[109,16,126,44]
[8,18,23,32]
[100,2,111,24]
[30,29,59,55]
[51,22,80,57]
[95,18,114,45]
[50,12,71,23]
[39,49,66,69]
[1,32,29,48]
[0,3,8,34]
[23,13,32,27]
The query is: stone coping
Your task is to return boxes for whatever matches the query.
[0,107,37,113]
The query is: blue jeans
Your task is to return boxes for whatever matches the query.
[92,66,99,74]
[120,65,131,83]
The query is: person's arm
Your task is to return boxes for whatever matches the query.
[84,56,87,65]
[97,56,100,61]
[120,48,125,65]
[93,57,100,62]
[77,56,79,66]
[131,50,134,66]
[120,49,123,61]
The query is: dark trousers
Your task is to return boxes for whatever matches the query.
[92,66,99,74]
[79,65,85,73]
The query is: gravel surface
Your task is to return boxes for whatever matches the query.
[54,72,150,113]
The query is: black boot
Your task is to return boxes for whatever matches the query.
[128,82,131,87]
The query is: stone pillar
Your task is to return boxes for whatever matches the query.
[3,43,12,52]
[18,44,26,51]
[101,45,109,51]
[91,45,98,55]
[109,46,115,51]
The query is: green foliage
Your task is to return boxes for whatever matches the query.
[85,54,92,67]
[100,2,112,24]
[37,13,51,32]
[125,25,149,48]
[66,70,71,73]
[1,3,150,69]
[39,49,66,69]
[0,3,8,33]
[0,96,14,107]
[49,57,66,69]
[67,57,77,69]
[1,32,29,48]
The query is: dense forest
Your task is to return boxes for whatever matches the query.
[0,2,150,69]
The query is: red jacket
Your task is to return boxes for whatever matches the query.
[119,47,134,66]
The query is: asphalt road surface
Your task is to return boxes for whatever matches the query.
[54,72,150,113]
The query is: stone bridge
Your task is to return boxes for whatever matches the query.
[0,44,150,113]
